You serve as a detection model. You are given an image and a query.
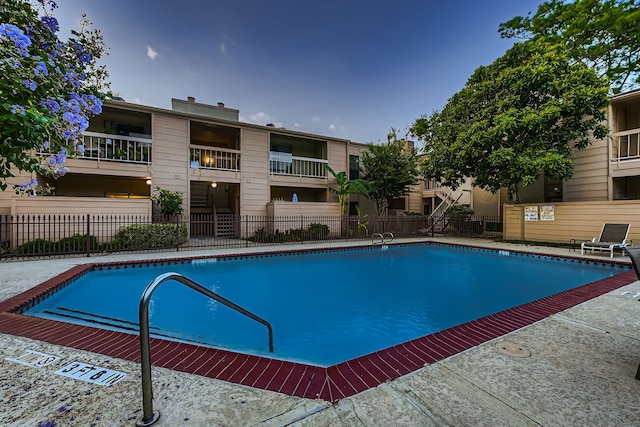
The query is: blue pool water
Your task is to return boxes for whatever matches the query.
[25,244,620,366]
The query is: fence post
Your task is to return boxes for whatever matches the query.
[175,215,180,252]
[85,215,91,257]
[245,216,249,248]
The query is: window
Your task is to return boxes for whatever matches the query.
[349,155,359,180]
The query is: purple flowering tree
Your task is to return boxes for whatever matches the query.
[0,0,110,195]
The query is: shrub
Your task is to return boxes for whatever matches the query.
[248,223,330,242]
[307,223,329,239]
[15,234,99,254]
[151,187,184,216]
[113,223,188,249]
[446,204,474,219]
[15,238,52,254]
[55,234,99,252]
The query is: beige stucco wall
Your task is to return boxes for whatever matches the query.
[503,200,640,244]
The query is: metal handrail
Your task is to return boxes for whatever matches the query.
[137,272,274,426]
[372,231,394,245]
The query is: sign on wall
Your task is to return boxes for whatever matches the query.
[524,206,538,221]
[540,205,555,221]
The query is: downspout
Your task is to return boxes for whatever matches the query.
[607,102,613,201]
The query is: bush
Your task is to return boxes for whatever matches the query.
[248,223,330,243]
[151,187,184,216]
[446,204,474,219]
[15,238,53,254]
[113,223,188,249]
[307,223,329,239]
[56,234,99,252]
[15,234,99,254]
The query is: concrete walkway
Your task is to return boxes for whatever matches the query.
[1,238,639,426]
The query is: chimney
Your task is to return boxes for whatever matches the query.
[187,96,195,103]
[217,102,225,108]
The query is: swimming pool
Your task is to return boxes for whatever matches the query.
[22,244,623,366]
[1,242,634,401]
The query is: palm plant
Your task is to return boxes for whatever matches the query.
[324,164,367,217]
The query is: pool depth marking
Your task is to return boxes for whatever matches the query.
[0,243,635,402]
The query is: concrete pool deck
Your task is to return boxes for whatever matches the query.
[1,237,639,426]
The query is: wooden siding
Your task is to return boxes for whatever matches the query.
[151,114,189,213]
[7,197,152,246]
[503,200,640,244]
[241,128,270,216]
[565,139,609,201]
[266,201,341,234]
[11,196,151,216]
[63,158,151,177]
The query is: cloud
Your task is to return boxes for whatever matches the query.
[240,112,282,128]
[146,45,159,60]
[329,124,336,130]
[220,43,226,54]
[312,117,321,122]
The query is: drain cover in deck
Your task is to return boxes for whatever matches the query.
[496,342,531,358]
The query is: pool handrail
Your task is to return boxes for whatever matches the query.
[372,231,394,245]
[137,272,274,426]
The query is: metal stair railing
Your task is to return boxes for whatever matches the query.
[426,193,463,234]
[136,272,274,426]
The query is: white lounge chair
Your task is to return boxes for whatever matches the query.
[581,223,630,258]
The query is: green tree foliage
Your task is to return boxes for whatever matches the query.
[410,41,610,203]
[1,0,110,193]
[324,164,367,217]
[499,0,640,93]
[360,129,422,216]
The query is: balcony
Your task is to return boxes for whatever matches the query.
[269,153,328,178]
[612,128,640,163]
[190,144,240,171]
[80,131,151,164]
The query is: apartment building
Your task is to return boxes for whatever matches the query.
[0,97,376,226]
[516,88,640,203]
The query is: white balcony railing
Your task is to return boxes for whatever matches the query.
[269,155,328,178]
[80,131,152,164]
[190,144,241,171]
[612,129,640,162]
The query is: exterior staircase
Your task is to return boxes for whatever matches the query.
[190,185,236,238]
[427,189,463,235]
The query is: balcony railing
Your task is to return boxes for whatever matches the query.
[190,144,241,172]
[612,129,640,162]
[269,155,328,178]
[80,131,152,164]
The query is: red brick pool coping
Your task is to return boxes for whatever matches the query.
[0,247,635,402]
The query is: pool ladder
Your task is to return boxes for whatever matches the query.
[136,272,274,426]
[372,231,394,245]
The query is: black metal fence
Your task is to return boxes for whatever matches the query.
[0,213,502,260]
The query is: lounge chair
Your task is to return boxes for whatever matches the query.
[581,223,630,258]
[622,246,640,380]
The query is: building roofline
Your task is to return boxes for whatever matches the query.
[103,98,366,146]
[610,87,640,102]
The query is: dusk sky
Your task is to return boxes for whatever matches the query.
[54,0,543,144]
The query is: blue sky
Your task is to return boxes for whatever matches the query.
[53,0,542,144]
